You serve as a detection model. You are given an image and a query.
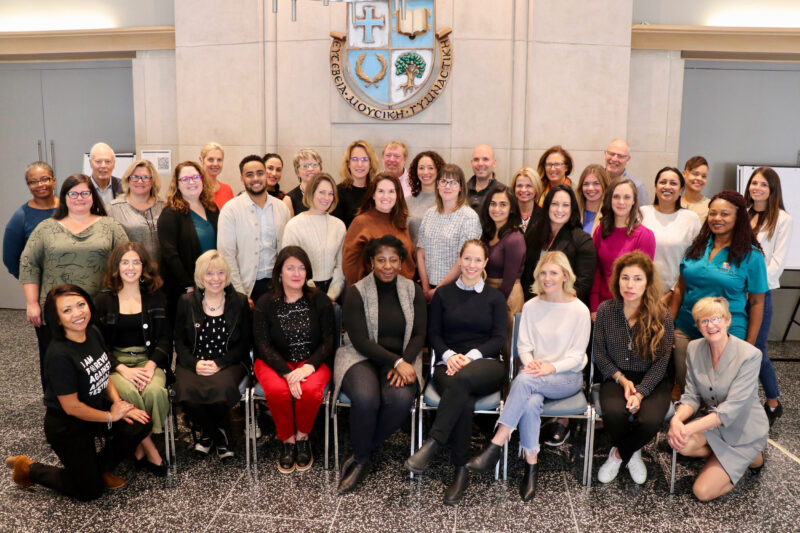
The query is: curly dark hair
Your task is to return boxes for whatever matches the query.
[526,184,582,250]
[479,184,522,243]
[408,151,446,197]
[684,190,763,267]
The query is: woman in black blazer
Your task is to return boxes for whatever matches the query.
[157,161,219,318]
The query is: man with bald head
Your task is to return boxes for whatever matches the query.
[467,144,500,212]
[89,142,122,207]
[604,139,649,206]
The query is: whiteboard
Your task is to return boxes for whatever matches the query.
[737,165,800,270]
[81,152,136,178]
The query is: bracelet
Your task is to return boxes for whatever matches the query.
[614,373,622,384]
[106,411,113,429]
[393,358,403,369]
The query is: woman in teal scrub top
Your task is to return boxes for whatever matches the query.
[669,191,767,398]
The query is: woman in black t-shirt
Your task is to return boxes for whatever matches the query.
[5,284,151,501]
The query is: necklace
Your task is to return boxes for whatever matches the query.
[203,293,225,312]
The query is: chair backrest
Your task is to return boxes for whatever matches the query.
[333,303,343,350]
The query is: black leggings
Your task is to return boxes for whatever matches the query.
[30,408,151,501]
[182,403,231,445]
[341,359,417,464]
[430,358,505,466]
[599,371,672,462]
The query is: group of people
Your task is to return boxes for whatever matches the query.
[2,137,788,505]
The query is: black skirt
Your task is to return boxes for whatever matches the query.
[173,363,247,408]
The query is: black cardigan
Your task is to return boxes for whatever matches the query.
[253,289,335,376]
[174,284,251,372]
[93,289,172,371]
[521,224,596,305]
[157,205,219,293]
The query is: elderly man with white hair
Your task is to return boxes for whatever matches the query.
[89,142,123,207]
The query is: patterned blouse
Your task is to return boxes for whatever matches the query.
[196,315,228,360]
[593,298,673,397]
[276,298,313,362]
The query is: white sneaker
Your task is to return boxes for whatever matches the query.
[597,447,623,483]
[626,449,647,484]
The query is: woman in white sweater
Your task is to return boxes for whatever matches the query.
[744,166,793,426]
[465,250,590,501]
[640,166,701,295]
[281,173,346,302]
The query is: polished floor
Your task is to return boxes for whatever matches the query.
[0,308,798,533]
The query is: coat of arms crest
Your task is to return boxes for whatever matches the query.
[330,0,452,120]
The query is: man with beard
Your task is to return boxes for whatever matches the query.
[217,155,291,308]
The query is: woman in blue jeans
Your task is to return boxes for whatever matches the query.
[465,251,590,501]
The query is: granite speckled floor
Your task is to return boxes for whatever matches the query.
[0,308,798,532]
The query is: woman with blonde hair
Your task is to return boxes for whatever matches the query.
[576,164,610,236]
[283,148,322,217]
[467,251,590,501]
[332,140,380,227]
[510,167,541,235]
[669,297,768,501]
[108,159,164,262]
[200,142,234,209]
[594,251,673,485]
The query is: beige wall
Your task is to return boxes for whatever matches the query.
[133,0,690,196]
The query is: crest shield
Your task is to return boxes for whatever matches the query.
[330,0,452,120]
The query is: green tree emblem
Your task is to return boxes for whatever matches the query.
[395,52,426,94]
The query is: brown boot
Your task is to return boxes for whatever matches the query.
[6,455,34,488]
[102,471,126,490]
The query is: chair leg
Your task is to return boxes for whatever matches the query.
[252,395,258,468]
[324,393,330,470]
[503,440,508,482]
[163,401,172,467]
[582,415,592,486]
[587,409,596,487]
[670,448,677,494]
[245,389,251,470]
[333,405,340,472]
[409,402,416,480]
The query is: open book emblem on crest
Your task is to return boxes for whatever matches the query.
[330,0,452,120]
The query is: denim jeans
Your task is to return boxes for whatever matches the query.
[497,370,583,454]
[755,290,779,399]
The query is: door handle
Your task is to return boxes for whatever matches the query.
[37,140,43,161]
[50,140,56,175]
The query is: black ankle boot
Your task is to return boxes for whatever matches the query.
[443,466,470,505]
[338,458,369,494]
[465,443,503,473]
[519,463,538,502]
[405,439,441,474]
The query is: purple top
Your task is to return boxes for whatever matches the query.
[590,225,655,311]
[485,231,526,298]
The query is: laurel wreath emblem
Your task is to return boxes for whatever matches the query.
[355,53,388,88]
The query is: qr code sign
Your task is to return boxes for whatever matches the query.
[157,157,170,171]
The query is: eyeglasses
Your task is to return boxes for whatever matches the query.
[299,162,319,170]
[438,179,459,188]
[545,162,565,169]
[698,316,723,328]
[119,260,142,267]
[178,174,203,183]
[129,175,152,183]
[605,150,629,160]
[66,190,92,199]
[350,157,370,163]
[27,177,54,186]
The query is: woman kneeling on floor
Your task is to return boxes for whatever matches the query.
[594,251,673,485]
[668,297,768,501]
[6,284,151,500]
[466,251,590,501]
[173,250,251,460]
[253,246,335,473]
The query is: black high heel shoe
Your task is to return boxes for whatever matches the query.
[337,457,370,494]
[135,457,168,477]
[749,454,765,476]
[764,401,783,427]
[465,443,503,473]
[405,438,441,474]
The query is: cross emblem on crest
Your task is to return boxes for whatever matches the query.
[353,6,385,44]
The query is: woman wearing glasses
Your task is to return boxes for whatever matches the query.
[332,140,380,228]
[536,146,573,207]
[3,161,58,279]
[108,160,164,263]
[417,164,483,303]
[157,161,219,315]
[20,174,129,390]
[283,148,322,217]
[669,297,768,501]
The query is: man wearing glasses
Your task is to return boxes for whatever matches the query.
[217,155,291,308]
[89,142,123,207]
[467,144,500,212]
[604,138,649,206]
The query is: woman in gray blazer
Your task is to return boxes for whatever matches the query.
[668,296,769,501]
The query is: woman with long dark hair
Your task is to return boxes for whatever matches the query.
[744,167,792,425]
[405,150,445,245]
[669,191,768,400]
[595,252,673,485]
